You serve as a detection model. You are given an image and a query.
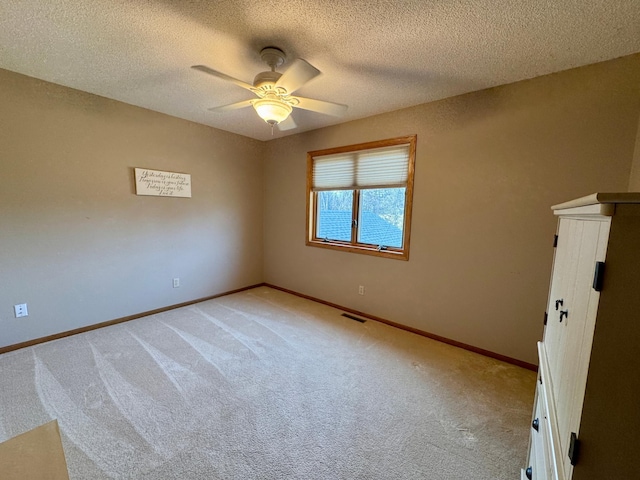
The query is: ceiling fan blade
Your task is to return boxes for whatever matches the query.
[191,65,254,91]
[294,97,348,117]
[208,99,254,112]
[276,59,321,94]
[277,115,297,131]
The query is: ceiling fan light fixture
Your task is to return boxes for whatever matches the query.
[194,46,346,132]
[253,98,293,125]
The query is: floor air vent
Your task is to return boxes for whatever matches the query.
[341,313,366,323]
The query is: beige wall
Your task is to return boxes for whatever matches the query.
[0,69,264,349]
[263,54,640,365]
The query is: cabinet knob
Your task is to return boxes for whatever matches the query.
[532,418,539,431]
[559,310,569,322]
[525,466,533,479]
[555,299,564,310]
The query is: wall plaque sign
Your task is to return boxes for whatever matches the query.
[134,168,191,197]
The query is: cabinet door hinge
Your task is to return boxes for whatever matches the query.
[593,261,605,292]
[544,312,548,326]
[553,234,558,248]
[568,432,581,466]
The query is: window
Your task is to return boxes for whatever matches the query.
[306,135,416,260]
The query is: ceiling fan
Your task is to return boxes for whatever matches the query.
[192,47,348,132]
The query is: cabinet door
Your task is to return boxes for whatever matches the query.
[544,218,582,389]
[544,218,602,391]
[543,216,610,480]
[561,219,609,479]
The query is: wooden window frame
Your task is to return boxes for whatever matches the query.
[306,135,416,260]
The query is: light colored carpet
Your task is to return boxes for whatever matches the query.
[0,287,535,479]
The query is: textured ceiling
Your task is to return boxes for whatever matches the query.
[1,0,639,141]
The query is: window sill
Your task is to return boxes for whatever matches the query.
[306,239,409,260]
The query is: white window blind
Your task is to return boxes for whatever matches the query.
[312,144,410,191]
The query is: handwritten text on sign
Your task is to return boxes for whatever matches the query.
[135,168,192,197]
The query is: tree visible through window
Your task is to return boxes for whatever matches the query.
[306,135,416,260]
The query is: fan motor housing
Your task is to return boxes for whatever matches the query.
[253,71,282,88]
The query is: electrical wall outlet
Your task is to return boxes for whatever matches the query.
[358,285,365,295]
[173,278,180,288]
[14,303,28,318]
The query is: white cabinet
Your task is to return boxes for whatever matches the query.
[523,193,640,480]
